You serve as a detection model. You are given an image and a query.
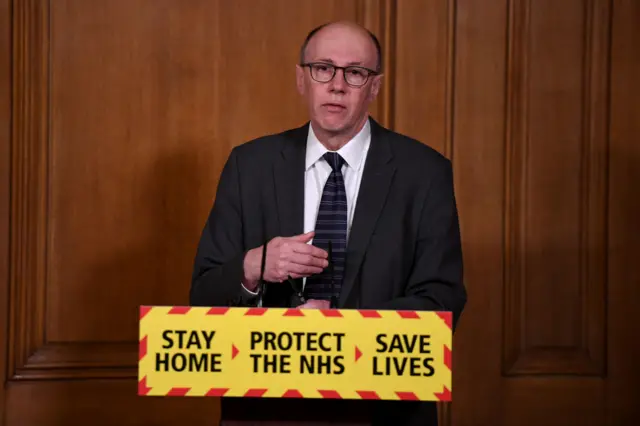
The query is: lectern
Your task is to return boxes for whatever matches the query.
[138,306,452,425]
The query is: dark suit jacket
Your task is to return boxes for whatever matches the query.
[190,118,467,426]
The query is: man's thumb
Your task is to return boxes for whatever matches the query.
[292,231,314,242]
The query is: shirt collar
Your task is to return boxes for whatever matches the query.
[305,118,371,172]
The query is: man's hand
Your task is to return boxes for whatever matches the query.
[297,299,330,309]
[242,231,328,291]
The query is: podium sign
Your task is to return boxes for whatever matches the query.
[138,306,452,402]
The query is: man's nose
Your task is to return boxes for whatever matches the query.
[329,69,347,92]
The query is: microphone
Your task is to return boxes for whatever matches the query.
[257,195,268,307]
[288,274,305,305]
[328,240,337,309]
[256,241,268,307]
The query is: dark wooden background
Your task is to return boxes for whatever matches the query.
[1,1,638,425]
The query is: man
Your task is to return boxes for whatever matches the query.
[190,21,466,426]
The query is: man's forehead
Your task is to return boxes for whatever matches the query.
[307,26,375,64]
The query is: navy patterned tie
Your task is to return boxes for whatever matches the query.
[304,152,348,303]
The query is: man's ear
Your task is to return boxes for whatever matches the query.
[368,74,384,102]
[295,65,305,95]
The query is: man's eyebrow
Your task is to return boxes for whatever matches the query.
[313,58,369,67]
[313,58,336,64]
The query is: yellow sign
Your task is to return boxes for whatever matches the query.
[138,306,452,402]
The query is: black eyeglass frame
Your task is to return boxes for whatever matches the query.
[300,62,380,87]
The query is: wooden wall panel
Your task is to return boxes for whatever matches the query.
[394,1,637,426]
[448,0,508,425]
[0,0,10,419]
[394,0,454,156]
[2,0,639,425]
[9,0,50,381]
[393,3,456,423]
[608,0,640,423]
[10,0,369,375]
[4,0,383,424]
[359,0,394,125]
[45,0,366,348]
[5,380,218,426]
[502,0,608,376]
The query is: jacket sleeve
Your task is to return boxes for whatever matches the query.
[189,148,258,307]
[375,160,467,331]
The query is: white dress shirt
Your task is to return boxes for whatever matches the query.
[304,119,371,241]
[244,119,372,296]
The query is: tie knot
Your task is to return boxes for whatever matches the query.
[323,152,345,173]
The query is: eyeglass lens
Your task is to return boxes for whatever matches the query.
[310,64,369,86]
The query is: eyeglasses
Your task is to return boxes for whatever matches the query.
[300,62,379,87]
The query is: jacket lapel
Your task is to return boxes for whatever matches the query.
[338,119,396,307]
[271,119,395,307]
[273,124,307,239]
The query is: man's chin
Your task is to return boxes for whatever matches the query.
[317,117,349,134]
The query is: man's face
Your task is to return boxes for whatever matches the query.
[296,24,382,137]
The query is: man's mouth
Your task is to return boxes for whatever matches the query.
[324,103,346,113]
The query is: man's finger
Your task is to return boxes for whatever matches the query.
[287,263,324,276]
[299,299,330,309]
[290,231,315,242]
[289,253,329,268]
[291,242,328,258]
